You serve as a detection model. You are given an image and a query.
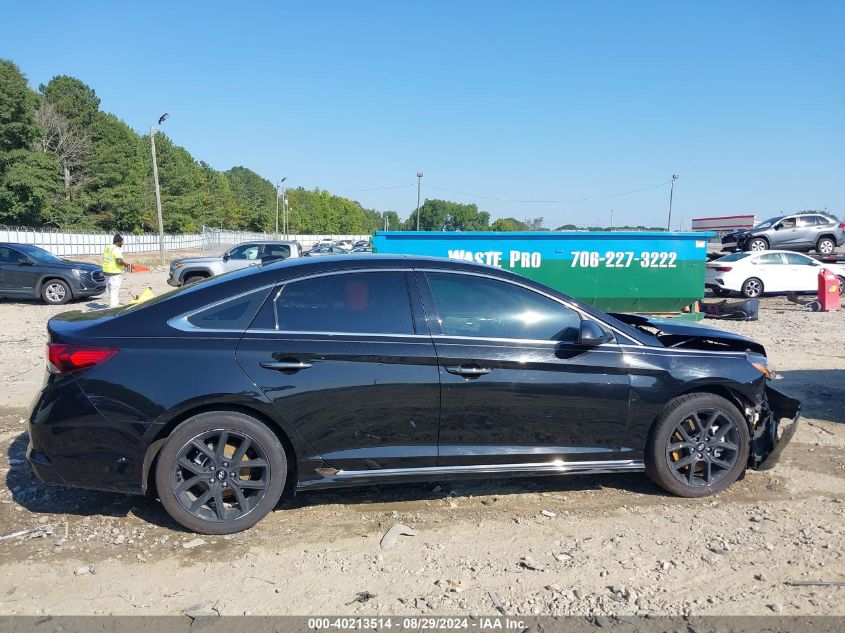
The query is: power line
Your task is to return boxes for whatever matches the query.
[356,182,417,192]
[423,180,672,204]
[355,179,672,203]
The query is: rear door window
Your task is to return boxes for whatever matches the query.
[263,244,291,260]
[273,272,414,334]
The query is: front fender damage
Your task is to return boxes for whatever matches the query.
[749,385,801,471]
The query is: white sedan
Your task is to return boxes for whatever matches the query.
[706,250,845,298]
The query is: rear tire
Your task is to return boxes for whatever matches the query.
[745,238,768,252]
[816,237,836,256]
[41,279,71,305]
[155,411,287,534]
[645,393,750,497]
[741,277,763,298]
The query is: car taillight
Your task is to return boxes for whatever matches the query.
[710,266,733,272]
[47,344,118,374]
[839,222,845,229]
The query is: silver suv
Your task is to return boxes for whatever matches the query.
[723,212,844,255]
[168,241,303,286]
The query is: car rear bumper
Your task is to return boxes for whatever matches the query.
[27,376,145,495]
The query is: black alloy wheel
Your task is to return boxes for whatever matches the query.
[664,409,740,488]
[645,393,750,497]
[156,411,287,534]
[170,429,269,523]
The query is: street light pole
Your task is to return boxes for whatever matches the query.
[149,113,168,267]
[283,191,289,239]
[667,174,679,232]
[416,171,423,231]
[275,177,287,238]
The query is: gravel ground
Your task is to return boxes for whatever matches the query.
[0,277,843,617]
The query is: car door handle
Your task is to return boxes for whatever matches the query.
[259,361,313,371]
[445,365,492,377]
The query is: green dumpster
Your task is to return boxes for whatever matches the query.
[371,231,713,313]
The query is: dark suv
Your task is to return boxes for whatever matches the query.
[0,243,105,305]
[722,212,844,255]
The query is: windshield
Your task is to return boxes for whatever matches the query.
[752,217,781,230]
[17,244,64,264]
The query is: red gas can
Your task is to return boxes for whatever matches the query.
[818,268,841,311]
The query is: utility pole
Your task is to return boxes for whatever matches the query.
[283,191,289,239]
[150,113,168,266]
[275,177,287,238]
[416,171,423,231]
[667,174,679,232]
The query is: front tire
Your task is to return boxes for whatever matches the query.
[41,279,71,305]
[746,238,768,252]
[155,411,287,534]
[645,393,750,497]
[741,277,763,298]
[816,237,836,255]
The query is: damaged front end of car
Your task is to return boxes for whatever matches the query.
[750,385,801,471]
[611,312,802,470]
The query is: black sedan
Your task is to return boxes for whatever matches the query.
[28,255,800,533]
[0,243,106,304]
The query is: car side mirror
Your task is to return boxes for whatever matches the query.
[19,258,34,266]
[578,320,613,347]
[222,254,230,261]
[773,223,781,230]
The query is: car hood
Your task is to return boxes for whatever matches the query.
[172,256,219,266]
[40,260,101,272]
[609,313,765,355]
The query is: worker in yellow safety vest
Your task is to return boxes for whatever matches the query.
[102,234,130,308]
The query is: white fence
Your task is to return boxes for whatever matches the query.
[0,225,371,256]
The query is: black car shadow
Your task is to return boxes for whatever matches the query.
[7,428,666,530]
[5,432,184,531]
[775,369,845,425]
[283,470,666,511]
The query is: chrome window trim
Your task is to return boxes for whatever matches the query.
[167,283,278,333]
[312,458,645,480]
[245,330,433,341]
[431,334,621,349]
[168,264,644,347]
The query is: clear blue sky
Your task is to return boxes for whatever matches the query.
[2,1,843,228]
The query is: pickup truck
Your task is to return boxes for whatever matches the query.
[167,240,303,286]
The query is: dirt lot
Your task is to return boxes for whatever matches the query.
[0,274,843,617]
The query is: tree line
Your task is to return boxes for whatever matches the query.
[2,59,660,236]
